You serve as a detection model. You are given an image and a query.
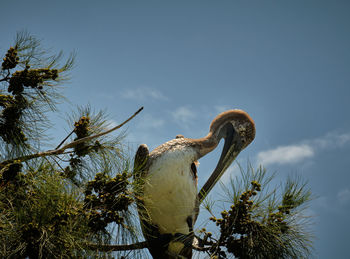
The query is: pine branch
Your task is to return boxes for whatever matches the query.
[85,239,210,252]
[0,107,143,167]
[85,241,148,252]
[55,129,74,149]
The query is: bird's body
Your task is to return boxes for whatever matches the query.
[135,138,199,258]
[133,109,256,259]
[144,139,197,236]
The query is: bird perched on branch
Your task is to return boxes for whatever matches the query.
[133,109,255,259]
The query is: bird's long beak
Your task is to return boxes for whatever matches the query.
[198,122,245,203]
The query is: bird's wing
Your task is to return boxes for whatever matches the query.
[133,144,149,179]
[133,145,169,257]
[133,144,153,235]
[133,144,150,223]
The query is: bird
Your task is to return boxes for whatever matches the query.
[133,109,255,259]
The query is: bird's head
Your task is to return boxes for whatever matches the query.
[193,109,256,202]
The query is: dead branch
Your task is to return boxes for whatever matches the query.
[85,241,148,251]
[0,107,143,167]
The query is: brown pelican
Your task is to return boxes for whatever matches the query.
[133,109,255,259]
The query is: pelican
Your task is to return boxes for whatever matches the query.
[133,109,255,259]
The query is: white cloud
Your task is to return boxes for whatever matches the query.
[338,133,350,146]
[121,87,168,101]
[337,188,350,204]
[312,132,350,150]
[257,131,350,166]
[171,106,196,125]
[257,144,314,166]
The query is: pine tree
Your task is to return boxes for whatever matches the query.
[0,32,313,258]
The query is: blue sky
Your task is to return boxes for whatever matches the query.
[1,1,350,258]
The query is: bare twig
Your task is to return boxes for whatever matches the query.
[55,129,74,149]
[0,107,143,167]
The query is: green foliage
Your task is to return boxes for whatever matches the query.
[0,32,144,259]
[0,31,75,156]
[2,46,19,70]
[199,164,313,259]
[62,106,126,186]
[84,171,133,232]
[8,67,58,94]
[0,161,90,258]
